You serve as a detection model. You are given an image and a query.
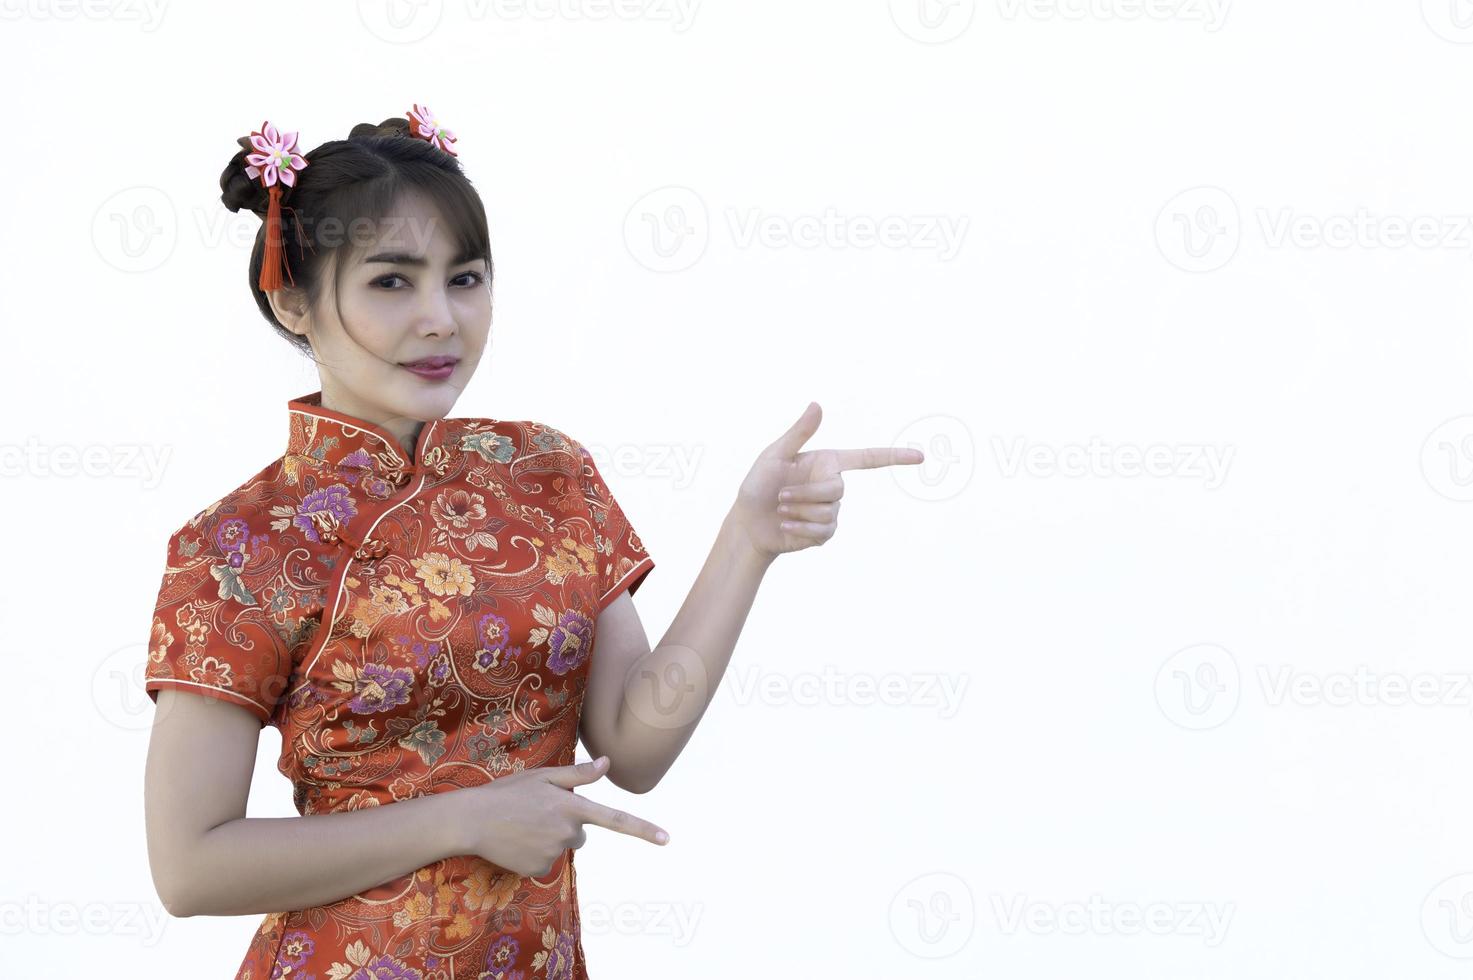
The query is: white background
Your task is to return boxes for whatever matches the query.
[4,0,1473,976]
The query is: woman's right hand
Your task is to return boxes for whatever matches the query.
[455,756,670,877]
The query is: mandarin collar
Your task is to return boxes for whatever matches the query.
[285,390,457,499]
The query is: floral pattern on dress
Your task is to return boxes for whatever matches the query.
[145,390,655,979]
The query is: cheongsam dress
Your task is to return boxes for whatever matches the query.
[144,389,655,980]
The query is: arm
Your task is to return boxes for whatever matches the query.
[145,689,470,917]
[578,403,923,795]
[579,512,772,795]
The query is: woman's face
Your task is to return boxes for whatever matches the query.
[270,190,492,454]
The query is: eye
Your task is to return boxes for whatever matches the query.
[372,274,408,289]
[454,270,488,287]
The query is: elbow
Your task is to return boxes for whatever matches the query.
[151,854,205,919]
[612,766,664,795]
[156,879,198,919]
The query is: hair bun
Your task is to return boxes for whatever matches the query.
[348,116,412,140]
[219,137,272,216]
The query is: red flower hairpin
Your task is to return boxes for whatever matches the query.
[243,120,309,291]
[407,104,458,156]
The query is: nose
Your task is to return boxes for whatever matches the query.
[415,285,459,339]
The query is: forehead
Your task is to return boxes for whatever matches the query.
[338,194,479,268]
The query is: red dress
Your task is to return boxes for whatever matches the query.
[145,390,655,980]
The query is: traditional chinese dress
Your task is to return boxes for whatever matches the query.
[145,390,655,979]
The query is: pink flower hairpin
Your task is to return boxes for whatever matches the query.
[407,104,458,156]
[244,121,309,189]
[241,120,309,291]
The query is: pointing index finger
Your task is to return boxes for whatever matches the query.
[833,446,926,472]
[572,795,671,846]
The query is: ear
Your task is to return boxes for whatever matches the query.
[267,287,310,338]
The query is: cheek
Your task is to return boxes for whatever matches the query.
[337,288,410,354]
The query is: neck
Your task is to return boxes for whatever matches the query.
[319,383,424,458]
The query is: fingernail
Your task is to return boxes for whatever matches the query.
[656,831,669,844]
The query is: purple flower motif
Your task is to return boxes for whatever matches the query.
[340,448,374,470]
[349,662,413,714]
[485,936,519,970]
[546,608,593,676]
[215,518,250,553]
[294,484,358,542]
[478,612,509,652]
[543,931,576,980]
[347,953,423,979]
[430,658,450,685]
[277,930,315,968]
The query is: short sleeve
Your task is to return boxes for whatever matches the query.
[144,512,293,727]
[576,441,655,614]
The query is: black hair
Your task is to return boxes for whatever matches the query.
[218,115,493,358]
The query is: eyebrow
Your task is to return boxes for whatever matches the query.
[363,248,484,266]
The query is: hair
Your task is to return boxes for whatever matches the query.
[218,115,493,358]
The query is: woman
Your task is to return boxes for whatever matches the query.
[142,108,923,979]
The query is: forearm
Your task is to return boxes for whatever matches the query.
[167,790,469,917]
[612,510,774,791]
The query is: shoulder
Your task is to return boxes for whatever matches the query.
[163,456,290,560]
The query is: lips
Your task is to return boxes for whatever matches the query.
[400,355,460,369]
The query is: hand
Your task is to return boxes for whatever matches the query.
[727,402,925,561]
[456,756,669,878]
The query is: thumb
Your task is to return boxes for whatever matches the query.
[540,755,609,790]
[760,401,822,460]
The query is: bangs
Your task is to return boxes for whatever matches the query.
[324,165,492,275]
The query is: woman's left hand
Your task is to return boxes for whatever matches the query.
[725,402,925,562]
